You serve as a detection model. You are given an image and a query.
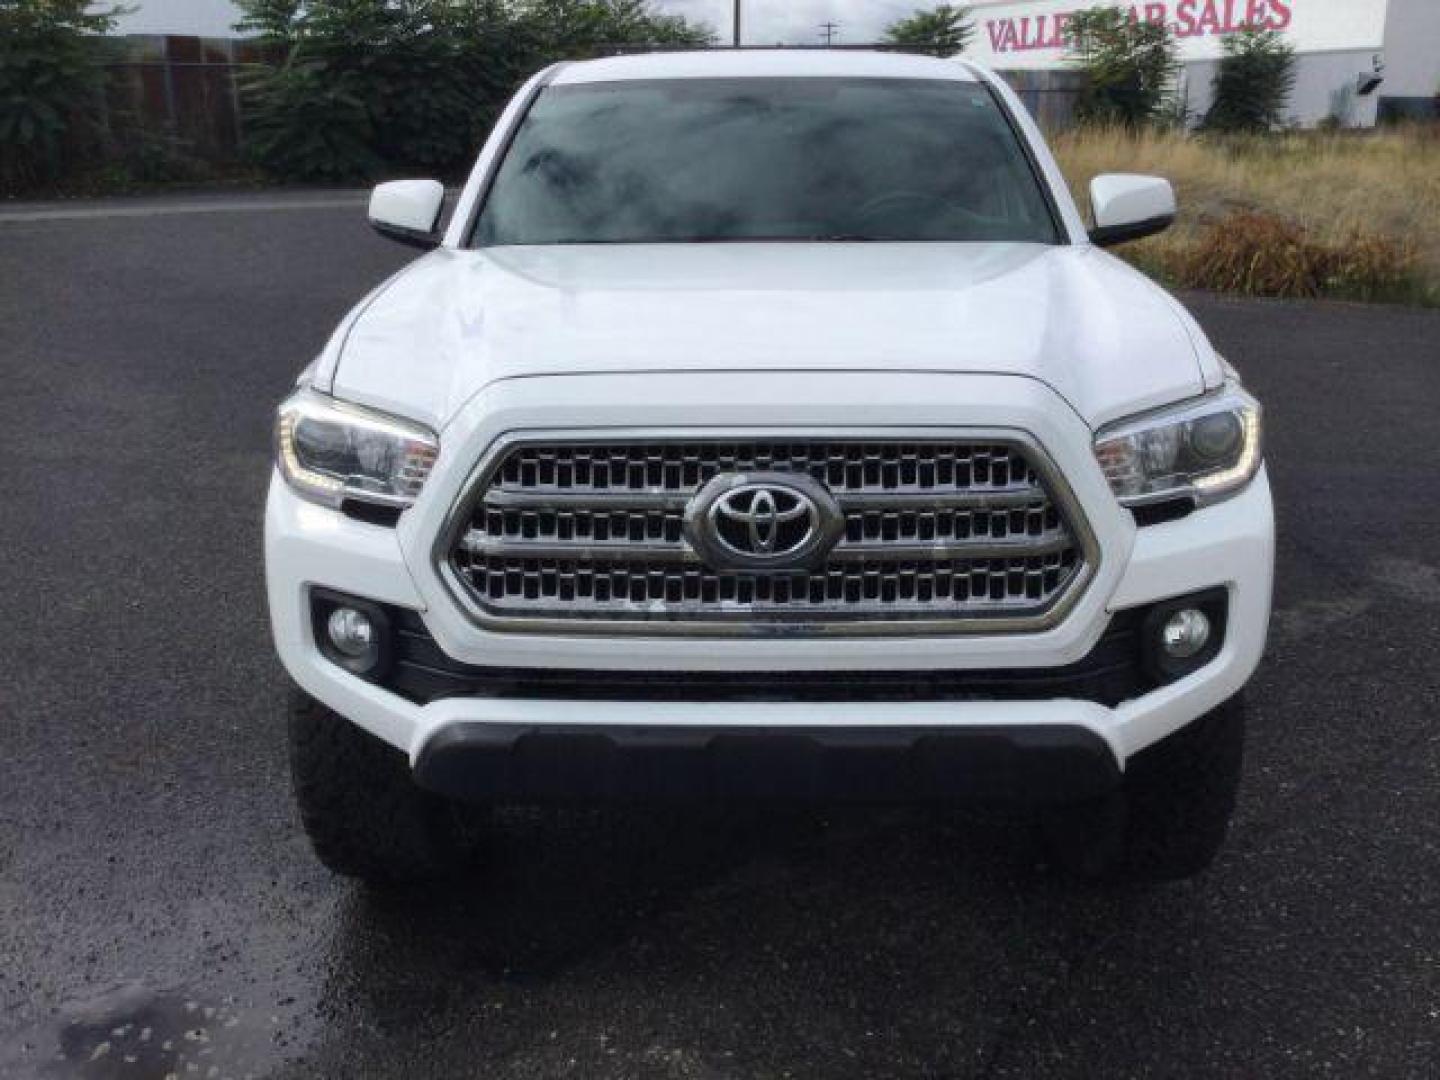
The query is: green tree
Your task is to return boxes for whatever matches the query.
[517,0,712,56]
[237,1,531,179]
[884,4,973,58]
[433,1,538,147]
[235,0,713,181]
[1066,7,1179,127]
[1203,27,1296,132]
[0,0,127,190]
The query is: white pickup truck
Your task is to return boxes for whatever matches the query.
[266,49,1273,884]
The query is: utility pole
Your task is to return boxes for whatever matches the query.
[733,0,741,47]
[818,22,840,47]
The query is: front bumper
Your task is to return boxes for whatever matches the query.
[413,722,1120,803]
[266,372,1274,792]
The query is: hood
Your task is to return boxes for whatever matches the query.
[322,242,1219,431]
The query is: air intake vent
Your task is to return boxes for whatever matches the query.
[442,436,1094,636]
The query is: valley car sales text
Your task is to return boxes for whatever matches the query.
[985,0,1291,53]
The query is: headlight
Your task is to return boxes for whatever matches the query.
[1093,381,1262,508]
[275,388,438,509]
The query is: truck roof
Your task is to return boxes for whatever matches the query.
[549,49,983,85]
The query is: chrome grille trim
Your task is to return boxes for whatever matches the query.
[492,440,1044,494]
[435,430,1099,637]
[457,535,1077,564]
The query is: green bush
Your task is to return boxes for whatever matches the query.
[239,54,380,182]
[1204,27,1296,132]
[428,0,536,153]
[1066,7,1179,128]
[0,0,124,191]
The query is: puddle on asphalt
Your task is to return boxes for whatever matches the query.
[0,983,304,1080]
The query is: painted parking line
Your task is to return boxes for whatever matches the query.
[0,195,371,224]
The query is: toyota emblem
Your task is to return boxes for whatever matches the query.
[684,472,843,571]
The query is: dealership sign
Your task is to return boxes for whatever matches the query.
[968,0,1391,67]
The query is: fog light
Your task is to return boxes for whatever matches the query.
[1161,608,1211,659]
[327,607,375,659]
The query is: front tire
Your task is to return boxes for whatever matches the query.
[1043,696,1246,883]
[288,689,472,883]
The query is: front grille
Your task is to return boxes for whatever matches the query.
[445,436,1093,634]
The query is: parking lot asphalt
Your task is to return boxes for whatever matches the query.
[1,196,1438,1079]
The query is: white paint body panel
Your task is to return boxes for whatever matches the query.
[368,179,444,235]
[549,50,982,84]
[322,242,1213,433]
[269,51,1273,775]
[1091,175,1178,232]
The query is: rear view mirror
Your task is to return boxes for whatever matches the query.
[1088,174,1176,247]
[368,179,445,250]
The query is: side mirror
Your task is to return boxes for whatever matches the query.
[1088,174,1176,248]
[368,179,445,250]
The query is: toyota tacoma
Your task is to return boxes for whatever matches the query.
[267,50,1273,884]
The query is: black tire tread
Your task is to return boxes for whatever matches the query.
[1043,695,1246,883]
[288,688,465,883]
[1118,694,1246,882]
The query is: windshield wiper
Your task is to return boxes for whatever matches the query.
[669,234,897,243]
[531,235,902,245]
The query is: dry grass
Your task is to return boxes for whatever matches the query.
[1051,124,1440,305]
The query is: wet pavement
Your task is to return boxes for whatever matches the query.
[1,197,1438,1078]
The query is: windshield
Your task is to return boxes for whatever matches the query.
[473,77,1060,246]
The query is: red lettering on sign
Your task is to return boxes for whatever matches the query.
[981,0,1289,55]
[1037,14,1059,48]
[1175,0,1199,36]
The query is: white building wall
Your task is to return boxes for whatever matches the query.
[967,0,1392,70]
[1381,0,1440,101]
[103,0,247,39]
[1182,51,1381,127]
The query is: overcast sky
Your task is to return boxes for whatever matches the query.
[105,1,939,46]
[660,0,928,47]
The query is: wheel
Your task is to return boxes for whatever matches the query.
[1042,695,1246,883]
[288,688,474,883]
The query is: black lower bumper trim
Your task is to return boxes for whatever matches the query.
[413,723,1120,804]
[382,607,1152,707]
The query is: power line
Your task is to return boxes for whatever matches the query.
[819,21,840,47]
[733,0,741,48]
